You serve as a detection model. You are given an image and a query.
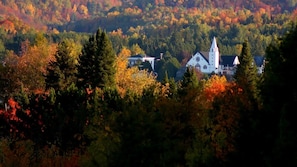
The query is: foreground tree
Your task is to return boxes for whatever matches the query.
[260,24,297,167]
[229,40,263,167]
[77,28,116,89]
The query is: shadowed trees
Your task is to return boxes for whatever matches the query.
[77,28,116,89]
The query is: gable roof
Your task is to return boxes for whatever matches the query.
[220,55,238,67]
[199,51,210,62]
[253,56,265,67]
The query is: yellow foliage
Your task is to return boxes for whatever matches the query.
[78,5,88,15]
[4,40,56,92]
[115,47,156,97]
[26,4,35,15]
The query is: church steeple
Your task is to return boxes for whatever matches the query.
[210,37,219,52]
[209,37,220,73]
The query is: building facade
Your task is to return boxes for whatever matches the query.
[128,54,155,71]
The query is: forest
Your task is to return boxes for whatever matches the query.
[1,0,297,81]
[0,0,297,167]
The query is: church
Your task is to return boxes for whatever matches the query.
[185,37,265,76]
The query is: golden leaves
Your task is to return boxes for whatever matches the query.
[115,47,157,97]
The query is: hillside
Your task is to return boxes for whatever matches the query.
[0,0,296,32]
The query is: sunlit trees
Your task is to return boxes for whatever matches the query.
[115,47,157,97]
[1,33,55,94]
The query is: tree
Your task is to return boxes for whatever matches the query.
[45,39,79,91]
[180,66,199,90]
[157,55,181,81]
[2,34,55,93]
[234,40,259,101]
[114,47,156,97]
[260,24,297,167]
[230,40,263,167]
[77,28,116,89]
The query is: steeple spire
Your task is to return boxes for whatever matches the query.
[210,37,218,52]
[209,36,220,73]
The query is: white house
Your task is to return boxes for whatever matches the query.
[185,37,264,75]
[128,54,155,71]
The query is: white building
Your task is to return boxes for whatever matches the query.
[186,37,264,75]
[128,54,155,71]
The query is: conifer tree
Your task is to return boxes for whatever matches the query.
[234,40,259,100]
[231,41,262,166]
[77,28,116,89]
[181,66,199,89]
[260,24,297,167]
[45,40,78,91]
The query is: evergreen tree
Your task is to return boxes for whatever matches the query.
[260,24,297,167]
[230,41,262,166]
[181,66,199,89]
[234,40,259,100]
[77,28,116,89]
[162,71,178,98]
[45,40,78,91]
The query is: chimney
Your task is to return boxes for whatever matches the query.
[160,52,163,60]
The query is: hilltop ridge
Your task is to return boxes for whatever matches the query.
[0,0,296,32]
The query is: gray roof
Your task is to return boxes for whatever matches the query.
[199,51,210,62]
[253,56,265,67]
[220,55,237,67]
[130,54,146,58]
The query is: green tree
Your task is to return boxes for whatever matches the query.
[45,39,78,91]
[180,66,199,90]
[77,28,116,89]
[230,41,263,167]
[260,24,297,167]
[157,55,181,81]
[234,40,259,100]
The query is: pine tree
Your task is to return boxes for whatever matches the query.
[77,28,116,89]
[231,41,262,166]
[45,40,78,91]
[260,24,297,167]
[234,40,259,100]
[181,66,199,89]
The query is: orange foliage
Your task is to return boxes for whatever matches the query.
[203,75,228,102]
[7,98,20,117]
[0,19,16,33]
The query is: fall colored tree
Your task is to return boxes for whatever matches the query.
[2,34,56,94]
[115,47,157,97]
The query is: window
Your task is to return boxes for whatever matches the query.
[196,57,200,62]
[203,65,207,69]
[195,63,200,69]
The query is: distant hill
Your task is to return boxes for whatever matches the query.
[0,0,296,32]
